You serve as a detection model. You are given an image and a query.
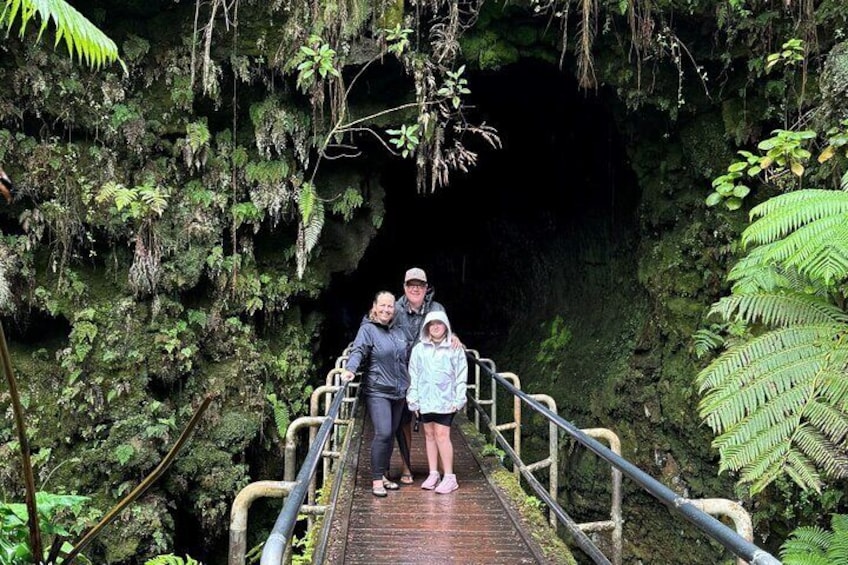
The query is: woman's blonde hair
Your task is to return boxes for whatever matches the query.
[368,291,395,322]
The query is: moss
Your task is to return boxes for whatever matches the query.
[375,0,404,31]
[679,112,735,180]
[461,30,521,71]
[460,419,577,565]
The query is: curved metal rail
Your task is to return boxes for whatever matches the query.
[228,346,359,565]
[466,354,781,565]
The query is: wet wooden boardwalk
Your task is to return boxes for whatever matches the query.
[322,411,550,564]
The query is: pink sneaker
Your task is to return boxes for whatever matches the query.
[421,472,440,490]
[435,473,458,494]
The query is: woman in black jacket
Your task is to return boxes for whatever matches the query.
[341,291,410,497]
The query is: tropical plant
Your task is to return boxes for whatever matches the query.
[781,514,848,565]
[0,492,92,565]
[706,129,817,210]
[144,555,202,565]
[696,186,848,495]
[1,0,124,71]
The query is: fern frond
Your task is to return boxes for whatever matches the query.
[744,190,848,248]
[699,320,848,493]
[781,524,830,564]
[701,355,820,433]
[718,412,799,470]
[763,215,848,284]
[298,181,315,224]
[827,514,848,565]
[266,393,290,437]
[782,448,823,494]
[693,328,724,358]
[295,199,324,279]
[2,0,125,71]
[793,424,848,479]
[728,248,793,293]
[709,292,848,327]
[696,324,845,392]
[804,400,848,446]
[303,199,324,255]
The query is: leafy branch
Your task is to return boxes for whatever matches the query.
[1,0,125,71]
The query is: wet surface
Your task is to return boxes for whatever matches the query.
[329,415,541,564]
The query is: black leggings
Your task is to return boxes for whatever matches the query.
[365,395,406,480]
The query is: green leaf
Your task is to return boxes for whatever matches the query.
[706,192,723,207]
[2,0,125,71]
[733,185,751,198]
[725,197,743,211]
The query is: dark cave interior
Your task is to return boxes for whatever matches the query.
[317,58,641,369]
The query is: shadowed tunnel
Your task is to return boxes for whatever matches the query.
[318,58,640,369]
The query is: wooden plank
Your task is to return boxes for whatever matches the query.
[324,410,545,564]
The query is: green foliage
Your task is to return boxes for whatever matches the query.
[781,514,848,565]
[437,65,471,109]
[481,443,505,461]
[295,182,324,278]
[766,39,806,74]
[697,187,848,494]
[232,202,260,229]
[383,24,412,56]
[386,124,420,158]
[706,130,817,210]
[291,520,316,565]
[329,188,364,222]
[144,554,202,565]
[536,315,572,365]
[266,392,290,437]
[818,119,848,168]
[742,190,848,286]
[692,327,724,359]
[291,35,340,92]
[1,0,125,71]
[523,495,543,511]
[96,180,169,220]
[0,492,91,565]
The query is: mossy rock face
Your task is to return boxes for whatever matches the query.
[820,41,848,122]
[679,112,735,181]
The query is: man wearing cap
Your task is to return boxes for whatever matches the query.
[393,267,461,484]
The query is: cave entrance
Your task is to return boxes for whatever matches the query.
[318,58,640,377]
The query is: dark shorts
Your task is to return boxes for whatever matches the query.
[421,412,455,427]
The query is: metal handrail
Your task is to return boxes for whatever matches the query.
[468,355,781,565]
[259,381,350,565]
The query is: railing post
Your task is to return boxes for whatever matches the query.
[310,385,341,499]
[529,394,558,527]
[228,480,295,565]
[689,499,753,565]
[479,358,497,440]
[284,416,327,532]
[466,349,481,431]
[499,372,522,475]
[580,428,623,565]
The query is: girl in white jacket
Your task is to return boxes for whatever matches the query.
[406,311,467,493]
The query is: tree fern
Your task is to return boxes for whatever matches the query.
[709,293,848,328]
[1,0,125,71]
[698,187,848,494]
[781,514,848,565]
[743,190,848,249]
